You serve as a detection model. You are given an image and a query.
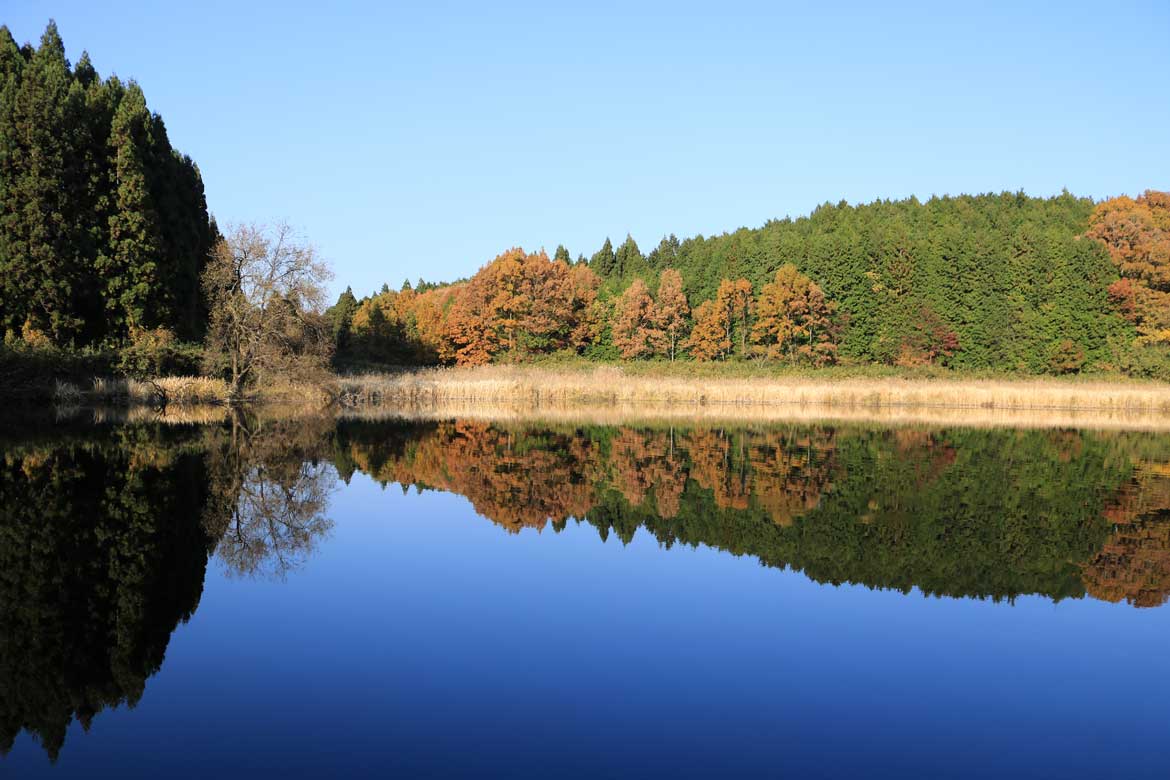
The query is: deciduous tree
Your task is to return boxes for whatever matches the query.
[684,299,730,361]
[202,223,333,398]
[612,278,656,359]
[651,268,689,360]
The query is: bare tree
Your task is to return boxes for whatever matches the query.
[202,222,334,400]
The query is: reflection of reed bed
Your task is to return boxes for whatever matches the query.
[339,400,1170,432]
[336,366,1170,422]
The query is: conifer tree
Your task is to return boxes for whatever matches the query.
[1,22,86,342]
[104,81,165,335]
[614,234,645,279]
[589,237,616,276]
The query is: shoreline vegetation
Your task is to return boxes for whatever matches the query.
[33,363,1170,431]
[4,24,1170,427]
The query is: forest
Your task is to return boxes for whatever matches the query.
[0,23,215,370]
[2,21,1169,391]
[328,190,1170,378]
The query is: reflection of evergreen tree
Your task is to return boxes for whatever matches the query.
[0,426,216,760]
[339,421,1170,606]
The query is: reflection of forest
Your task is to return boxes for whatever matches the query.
[336,420,1170,609]
[0,416,333,760]
[4,416,1170,760]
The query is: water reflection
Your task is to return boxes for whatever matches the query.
[0,416,333,760]
[337,420,1170,608]
[3,415,1170,760]
[202,413,335,579]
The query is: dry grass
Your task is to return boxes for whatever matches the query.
[333,365,1170,430]
[53,375,232,406]
[339,365,1170,412]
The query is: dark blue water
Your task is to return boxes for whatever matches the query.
[3,417,1169,777]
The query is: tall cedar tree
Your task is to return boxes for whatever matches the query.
[0,22,213,347]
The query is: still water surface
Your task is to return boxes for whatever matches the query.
[3,415,1170,777]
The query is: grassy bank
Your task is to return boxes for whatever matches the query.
[336,364,1170,415]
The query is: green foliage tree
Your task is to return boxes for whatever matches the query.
[589,237,616,276]
[0,22,213,348]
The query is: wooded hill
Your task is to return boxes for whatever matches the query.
[0,22,216,349]
[330,190,1170,377]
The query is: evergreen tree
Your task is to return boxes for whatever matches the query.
[589,237,616,276]
[614,234,645,279]
[0,23,213,347]
[103,81,165,335]
[553,244,571,264]
[0,22,86,342]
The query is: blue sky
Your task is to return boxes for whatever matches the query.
[6,1,1170,299]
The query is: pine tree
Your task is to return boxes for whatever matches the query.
[614,234,645,279]
[553,244,571,264]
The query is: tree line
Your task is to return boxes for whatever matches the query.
[330,190,1170,376]
[0,22,215,349]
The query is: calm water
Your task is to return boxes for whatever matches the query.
[3,414,1170,777]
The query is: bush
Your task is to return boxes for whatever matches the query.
[115,328,204,378]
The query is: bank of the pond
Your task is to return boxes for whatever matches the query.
[336,365,1170,417]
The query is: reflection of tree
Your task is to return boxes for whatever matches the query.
[202,412,335,579]
[1084,460,1170,607]
[0,426,215,761]
[0,414,339,760]
[337,421,1170,607]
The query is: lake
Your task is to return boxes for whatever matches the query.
[3,412,1170,777]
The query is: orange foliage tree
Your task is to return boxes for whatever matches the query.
[441,249,601,365]
[716,278,753,357]
[684,299,731,361]
[650,268,690,361]
[611,278,658,359]
[1087,191,1170,345]
[750,264,838,364]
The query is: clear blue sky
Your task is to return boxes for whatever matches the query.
[7,1,1170,299]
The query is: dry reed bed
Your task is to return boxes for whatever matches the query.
[338,366,1170,416]
[55,376,230,405]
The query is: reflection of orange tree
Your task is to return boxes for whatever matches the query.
[682,428,837,526]
[609,428,686,518]
[341,422,838,532]
[1084,459,1170,607]
[345,421,602,532]
[337,422,1170,607]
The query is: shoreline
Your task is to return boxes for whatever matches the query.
[335,365,1170,414]
[16,365,1170,431]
